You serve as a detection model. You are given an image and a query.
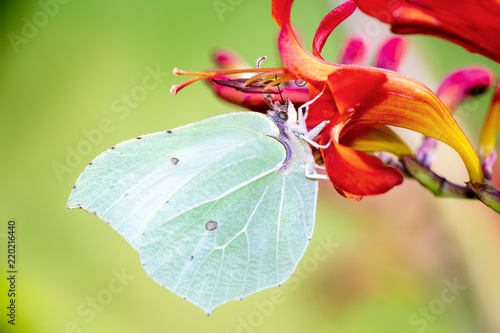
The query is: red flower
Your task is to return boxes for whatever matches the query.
[272,0,483,198]
[171,0,484,200]
[354,0,500,63]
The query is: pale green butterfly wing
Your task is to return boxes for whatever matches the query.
[139,106,318,314]
[67,109,318,314]
[66,112,284,251]
[139,140,317,313]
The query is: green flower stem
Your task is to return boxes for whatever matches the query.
[400,155,476,198]
[466,181,500,213]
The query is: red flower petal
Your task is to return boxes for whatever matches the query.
[274,0,341,86]
[322,140,404,197]
[327,67,387,115]
[313,0,357,57]
[355,0,500,63]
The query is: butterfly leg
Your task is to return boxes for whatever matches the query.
[305,166,329,180]
[300,120,332,149]
[297,91,324,129]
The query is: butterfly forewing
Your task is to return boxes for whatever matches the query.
[66,113,282,250]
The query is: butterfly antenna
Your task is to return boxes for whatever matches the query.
[275,75,285,104]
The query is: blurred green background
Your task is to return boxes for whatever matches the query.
[1,1,500,332]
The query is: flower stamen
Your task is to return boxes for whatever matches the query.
[264,74,298,89]
[170,67,291,95]
[256,56,267,69]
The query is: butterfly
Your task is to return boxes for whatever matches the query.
[67,95,329,314]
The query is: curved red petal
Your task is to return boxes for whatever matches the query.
[391,3,500,63]
[273,0,340,86]
[272,0,293,28]
[355,0,500,63]
[322,140,404,197]
[313,1,357,57]
[278,24,338,86]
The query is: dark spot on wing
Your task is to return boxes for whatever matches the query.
[171,157,179,165]
[136,136,142,139]
[72,185,76,189]
[166,130,172,134]
[205,220,218,231]
[89,162,93,165]
[190,256,194,260]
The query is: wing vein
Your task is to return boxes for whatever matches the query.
[275,175,285,283]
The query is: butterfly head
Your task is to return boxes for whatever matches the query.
[264,95,298,127]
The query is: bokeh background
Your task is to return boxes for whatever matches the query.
[1,1,500,332]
